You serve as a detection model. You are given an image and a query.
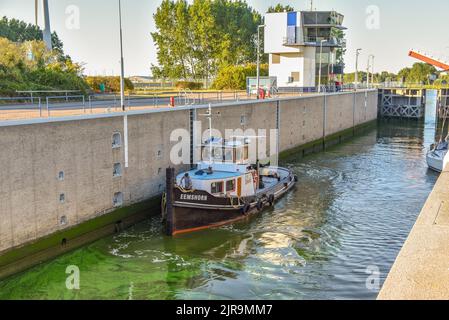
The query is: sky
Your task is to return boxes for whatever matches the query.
[1,0,449,76]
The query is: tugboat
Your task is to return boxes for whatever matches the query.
[162,108,297,236]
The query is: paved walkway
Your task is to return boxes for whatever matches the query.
[0,92,305,122]
[378,164,449,300]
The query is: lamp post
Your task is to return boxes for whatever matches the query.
[256,24,265,99]
[118,0,125,111]
[42,0,52,50]
[118,0,128,168]
[371,55,375,87]
[318,39,326,93]
[355,48,362,90]
[367,54,374,88]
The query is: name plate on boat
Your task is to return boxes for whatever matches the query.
[179,194,208,201]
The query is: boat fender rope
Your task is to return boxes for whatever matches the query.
[161,192,167,222]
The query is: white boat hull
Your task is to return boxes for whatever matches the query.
[426,149,447,172]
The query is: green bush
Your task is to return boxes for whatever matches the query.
[85,76,134,93]
[212,63,268,90]
[0,37,89,96]
[175,81,203,90]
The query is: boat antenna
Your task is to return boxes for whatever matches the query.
[198,104,214,164]
[208,104,213,164]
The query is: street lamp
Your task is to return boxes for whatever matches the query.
[355,48,362,90]
[256,24,265,99]
[367,54,374,88]
[118,0,125,111]
[118,0,128,168]
[318,39,326,93]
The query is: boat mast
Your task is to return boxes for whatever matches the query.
[208,103,213,164]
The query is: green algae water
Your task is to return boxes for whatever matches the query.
[0,120,439,300]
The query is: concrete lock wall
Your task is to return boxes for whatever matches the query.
[0,90,378,270]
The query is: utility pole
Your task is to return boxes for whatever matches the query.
[118,0,128,168]
[367,54,374,88]
[35,0,38,26]
[318,39,326,93]
[310,0,313,11]
[355,48,362,90]
[256,24,265,99]
[119,0,125,111]
[42,0,52,50]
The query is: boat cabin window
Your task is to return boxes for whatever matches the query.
[226,179,235,192]
[202,143,249,163]
[211,181,224,194]
[202,147,223,162]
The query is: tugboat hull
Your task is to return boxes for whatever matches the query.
[164,168,296,236]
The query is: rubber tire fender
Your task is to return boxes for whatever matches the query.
[256,198,263,211]
[268,194,275,206]
[242,202,250,215]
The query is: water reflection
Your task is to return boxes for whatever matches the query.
[0,120,439,300]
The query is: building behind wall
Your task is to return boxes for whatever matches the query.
[264,10,346,89]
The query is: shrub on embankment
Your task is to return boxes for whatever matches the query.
[212,63,268,90]
[0,37,89,96]
[175,81,203,90]
[85,76,135,93]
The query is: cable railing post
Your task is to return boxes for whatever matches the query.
[38,97,42,117]
[46,97,50,117]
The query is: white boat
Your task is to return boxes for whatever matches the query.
[426,141,448,172]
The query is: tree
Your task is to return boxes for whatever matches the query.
[397,63,437,84]
[0,16,65,59]
[0,37,89,96]
[151,0,262,80]
[212,0,262,65]
[267,4,295,13]
[212,63,268,90]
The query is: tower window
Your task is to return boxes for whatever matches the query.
[59,193,65,203]
[58,171,64,181]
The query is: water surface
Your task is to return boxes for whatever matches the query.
[0,120,439,300]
